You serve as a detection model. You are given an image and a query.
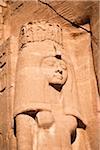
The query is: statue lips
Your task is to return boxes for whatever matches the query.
[54,72,63,80]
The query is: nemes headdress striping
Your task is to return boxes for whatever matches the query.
[19,21,63,49]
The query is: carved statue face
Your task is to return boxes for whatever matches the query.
[41,56,68,85]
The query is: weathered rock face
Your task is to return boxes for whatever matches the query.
[0,1,99,150]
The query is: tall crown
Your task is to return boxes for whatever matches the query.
[19,21,63,49]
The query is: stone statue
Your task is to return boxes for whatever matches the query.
[13,21,86,150]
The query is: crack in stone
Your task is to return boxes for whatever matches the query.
[38,0,92,34]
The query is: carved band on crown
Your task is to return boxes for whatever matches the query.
[19,21,63,49]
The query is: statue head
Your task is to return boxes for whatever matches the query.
[18,20,68,90]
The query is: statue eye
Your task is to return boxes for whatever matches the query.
[45,60,55,66]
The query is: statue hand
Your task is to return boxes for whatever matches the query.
[36,111,54,128]
[62,115,77,134]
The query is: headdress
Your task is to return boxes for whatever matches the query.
[19,20,63,50]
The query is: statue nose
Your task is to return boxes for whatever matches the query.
[56,69,62,74]
[59,70,62,74]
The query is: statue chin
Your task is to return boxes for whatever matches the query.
[49,83,63,92]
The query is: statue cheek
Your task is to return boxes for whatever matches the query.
[46,69,54,80]
[64,71,68,80]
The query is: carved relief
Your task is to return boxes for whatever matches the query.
[0,1,7,45]
[0,47,6,94]
[13,21,86,150]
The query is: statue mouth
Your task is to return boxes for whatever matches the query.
[54,73,63,80]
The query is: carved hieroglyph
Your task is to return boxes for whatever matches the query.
[13,21,86,150]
